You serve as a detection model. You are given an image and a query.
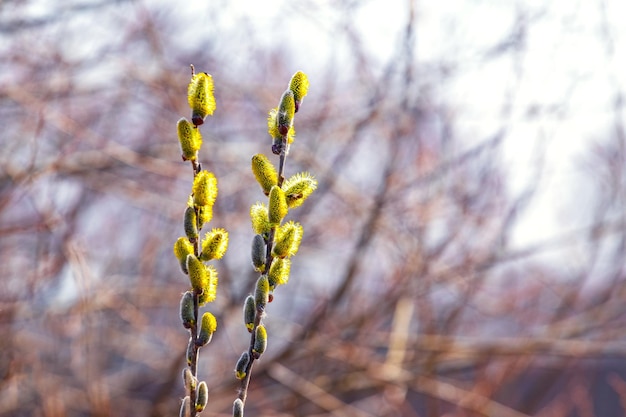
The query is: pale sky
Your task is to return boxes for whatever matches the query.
[9,0,626,273]
[216,0,626,256]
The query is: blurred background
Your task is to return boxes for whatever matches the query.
[2,0,626,416]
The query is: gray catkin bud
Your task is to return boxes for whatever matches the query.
[277,89,295,135]
[197,312,217,346]
[235,351,250,380]
[180,291,195,329]
[243,295,256,333]
[186,338,194,366]
[233,398,244,417]
[251,234,266,272]
[196,381,208,412]
[184,206,198,242]
[182,368,196,394]
[253,324,267,356]
[180,396,191,417]
[254,275,269,313]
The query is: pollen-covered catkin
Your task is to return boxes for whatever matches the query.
[192,171,218,208]
[173,237,194,274]
[282,172,317,209]
[200,229,229,261]
[187,255,208,294]
[250,203,271,235]
[251,154,278,196]
[272,221,303,259]
[268,258,290,289]
[188,72,216,126]
[289,71,309,112]
[268,186,288,226]
[177,117,203,160]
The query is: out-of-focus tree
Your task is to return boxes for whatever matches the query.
[1,0,626,416]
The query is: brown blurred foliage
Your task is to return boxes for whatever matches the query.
[1,1,626,416]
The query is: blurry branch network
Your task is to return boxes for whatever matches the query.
[5,2,626,416]
[173,65,229,417]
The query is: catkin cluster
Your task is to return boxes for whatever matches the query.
[233,71,317,416]
[173,66,228,417]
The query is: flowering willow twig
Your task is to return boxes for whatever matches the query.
[173,65,228,417]
[232,71,317,417]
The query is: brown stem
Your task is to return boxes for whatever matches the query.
[187,158,202,417]
[188,291,200,417]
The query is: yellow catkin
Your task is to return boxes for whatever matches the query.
[187,255,208,294]
[268,257,291,289]
[282,172,317,208]
[200,228,229,261]
[192,171,218,208]
[273,221,303,258]
[268,186,288,225]
[250,202,271,235]
[177,117,202,160]
[251,154,278,196]
[289,71,309,112]
[188,72,216,126]
[198,265,218,305]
